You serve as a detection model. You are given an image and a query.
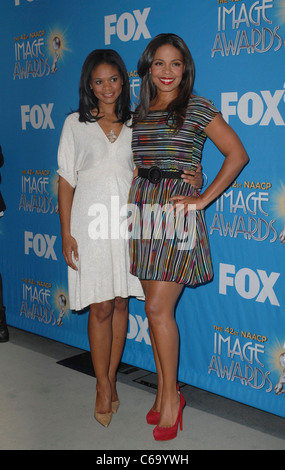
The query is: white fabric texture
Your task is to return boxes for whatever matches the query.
[57,112,144,310]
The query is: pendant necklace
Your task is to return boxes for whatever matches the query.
[107,130,117,143]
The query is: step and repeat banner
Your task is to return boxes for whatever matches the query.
[0,0,285,418]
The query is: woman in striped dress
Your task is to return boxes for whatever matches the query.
[128,34,249,441]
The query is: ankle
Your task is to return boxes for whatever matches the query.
[152,395,161,412]
[108,376,120,402]
[96,378,111,393]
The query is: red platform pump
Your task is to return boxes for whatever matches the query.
[146,408,160,425]
[146,383,183,427]
[153,390,186,441]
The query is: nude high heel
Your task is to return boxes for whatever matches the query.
[111,400,120,414]
[94,410,112,427]
[94,393,112,427]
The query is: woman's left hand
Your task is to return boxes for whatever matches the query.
[181,163,203,189]
[169,194,206,215]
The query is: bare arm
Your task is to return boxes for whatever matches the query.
[58,176,79,270]
[200,114,249,207]
[170,114,249,211]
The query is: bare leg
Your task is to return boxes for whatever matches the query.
[143,280,184,427]
[141,280,163,413]
[88,300,114,414]
[108,297,128,402]
[88,297,129,414]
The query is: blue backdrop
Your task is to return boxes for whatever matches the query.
[0,0,285,418]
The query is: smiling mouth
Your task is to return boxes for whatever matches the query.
[159,77,175,85]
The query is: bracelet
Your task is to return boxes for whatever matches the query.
[202,172,208,188]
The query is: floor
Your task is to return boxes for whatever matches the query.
[1,326,285,451]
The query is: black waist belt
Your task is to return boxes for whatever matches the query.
[138,166,183,184]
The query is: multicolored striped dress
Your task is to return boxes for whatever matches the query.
[128,96,219,286]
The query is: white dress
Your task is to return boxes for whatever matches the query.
[57,112,144,311]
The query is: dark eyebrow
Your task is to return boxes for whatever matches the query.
[153,58,184,62]
[93,74,120,80]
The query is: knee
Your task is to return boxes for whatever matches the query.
[145,300,162,327]
[90,301,114,323]
[114,297,128,315]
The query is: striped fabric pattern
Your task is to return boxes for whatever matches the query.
[128,96,219,286]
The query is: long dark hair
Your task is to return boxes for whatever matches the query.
[78,49,131,123]
[134,33,195,130]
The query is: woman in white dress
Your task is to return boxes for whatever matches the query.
[57,49,202,428]
[57,49,145,427]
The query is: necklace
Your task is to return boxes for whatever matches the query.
[107,130,117,143]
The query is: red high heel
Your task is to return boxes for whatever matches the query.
[153,392,186,441]
[146,408,160,425]
[147,384,180,426]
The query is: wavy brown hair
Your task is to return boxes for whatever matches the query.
[133,33,195,131]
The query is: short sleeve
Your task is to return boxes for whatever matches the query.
[57,115,77,188]
[187,97,220,133]
[126,117,136,171]
[201,98,220,129]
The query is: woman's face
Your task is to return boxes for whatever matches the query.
[149,44,185,95]
[90,63,123,106]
